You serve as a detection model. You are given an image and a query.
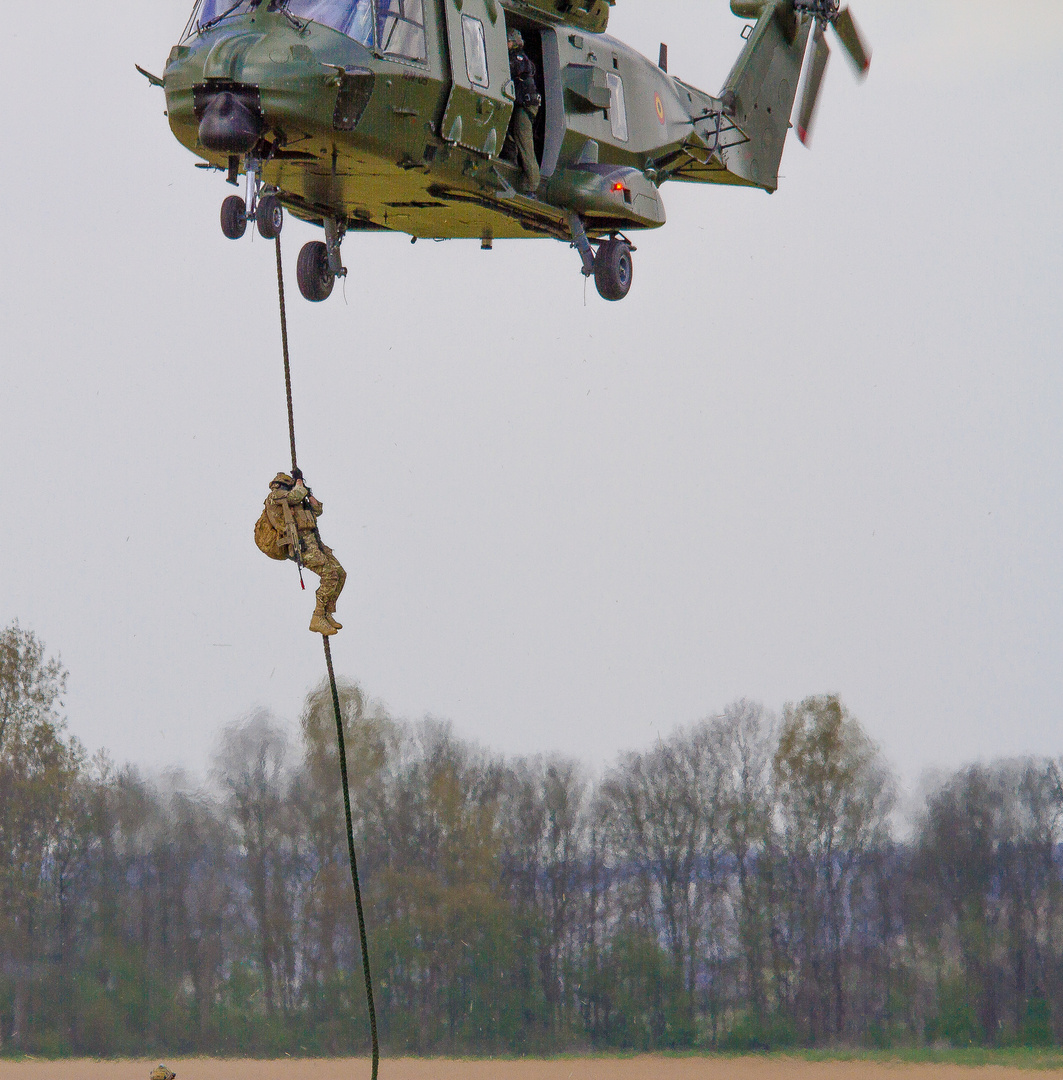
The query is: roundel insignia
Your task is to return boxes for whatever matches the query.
[654,92,666,123]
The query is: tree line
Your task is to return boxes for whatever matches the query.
[2,619,1062,1056]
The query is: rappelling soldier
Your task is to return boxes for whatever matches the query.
[506,29,541,193]
[257,469,346,636]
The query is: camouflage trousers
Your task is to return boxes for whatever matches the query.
[300,533,346,613]
[512,106,540,192]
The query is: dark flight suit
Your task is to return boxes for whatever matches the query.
[265,478,346,633]
[508,47,541,193]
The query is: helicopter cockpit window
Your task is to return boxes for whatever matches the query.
[606,72,628,142]
[378,0,427,62]
[282,0,375,45]
[182,0,256,39]
[461,14,489,88]
[181,0,423,58]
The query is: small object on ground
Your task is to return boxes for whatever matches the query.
[150,1066,176,1080]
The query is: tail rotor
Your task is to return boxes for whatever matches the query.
[793,0,872,145]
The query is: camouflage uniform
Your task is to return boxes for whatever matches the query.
[265,473,346,636]
[507,30,541,193]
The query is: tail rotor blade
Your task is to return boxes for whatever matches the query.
[797,22,830,146]
[832,6,871,77]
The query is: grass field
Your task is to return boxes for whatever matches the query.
[3,1054,1063,1080]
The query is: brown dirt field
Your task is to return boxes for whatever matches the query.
[0,1059,1058,1080]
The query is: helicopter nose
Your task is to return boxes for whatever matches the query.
[198,90,264,154]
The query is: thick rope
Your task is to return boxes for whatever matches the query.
[274,235,380,1078]
[324,635,380,1080]
[275,236,298,474]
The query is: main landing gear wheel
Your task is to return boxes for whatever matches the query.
[297,240,335,302]
[220,194,247,240]
[257,194,283,240]
[594,238,633,301]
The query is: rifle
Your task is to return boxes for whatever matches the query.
[281,501,306,590]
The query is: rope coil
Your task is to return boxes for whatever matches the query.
[274,236,379,1080]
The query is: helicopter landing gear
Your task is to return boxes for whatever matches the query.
[218,157,284,240]
[297,242,333,302]
[220,194,247,239]
[594,238,634,302]
[297,217,346,303]
[568,215,635,301]
[256,194,283,239]
[568,214,597,279]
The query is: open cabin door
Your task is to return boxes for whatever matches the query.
[439,0,513,158]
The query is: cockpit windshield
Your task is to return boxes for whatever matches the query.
[283,0,374,46]
[181,0,422,59]
[182,0,256,39]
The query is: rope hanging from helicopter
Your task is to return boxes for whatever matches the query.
[273,234,381,1080]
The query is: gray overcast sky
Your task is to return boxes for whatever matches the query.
[1,0,1061,787]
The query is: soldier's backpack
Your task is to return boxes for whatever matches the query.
[254,500,293,561]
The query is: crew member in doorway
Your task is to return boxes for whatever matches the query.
[506,29,541,193]
[257,470,346,636]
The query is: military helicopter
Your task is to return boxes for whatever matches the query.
[139,0,869,302]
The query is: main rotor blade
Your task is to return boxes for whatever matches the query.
[832,6,871,77]
[797,23,830,146]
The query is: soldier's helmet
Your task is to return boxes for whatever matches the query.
[150,1067,176,1080]
[270,472,294,489]
[507,28,523,49]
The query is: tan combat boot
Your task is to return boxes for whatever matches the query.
[309,605,337,636]
[326,603,343,631]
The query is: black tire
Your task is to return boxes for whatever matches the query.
[220,194,247,240]
[593,238,633,301]
[256,194,284,239]
[297,240,335,302]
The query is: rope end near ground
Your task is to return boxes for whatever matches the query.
[324,631,380,1080]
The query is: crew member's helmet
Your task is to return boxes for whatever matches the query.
[507,28,523,49]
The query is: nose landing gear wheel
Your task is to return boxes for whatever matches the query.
[220,194,247,240]
[257,195,283,239]
[297,240,336,302]
[594,238,633,301]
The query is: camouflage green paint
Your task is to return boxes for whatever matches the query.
[158,2,838,243]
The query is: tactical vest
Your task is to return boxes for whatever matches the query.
[511,52,541,109]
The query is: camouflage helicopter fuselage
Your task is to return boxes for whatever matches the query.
[161,0,811,246]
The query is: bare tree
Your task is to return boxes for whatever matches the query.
[213,709,296,1020]
[773,694,894,1042]
[598,722,728,1044]
[499,755,587,1039]
[715,699,777,1032]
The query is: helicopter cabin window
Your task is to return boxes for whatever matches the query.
[378,0,427,61]
[275,0,375,45]
[606,72,628,142]
[461,15,490,89]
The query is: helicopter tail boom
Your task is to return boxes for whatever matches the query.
[717,0,810,191]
